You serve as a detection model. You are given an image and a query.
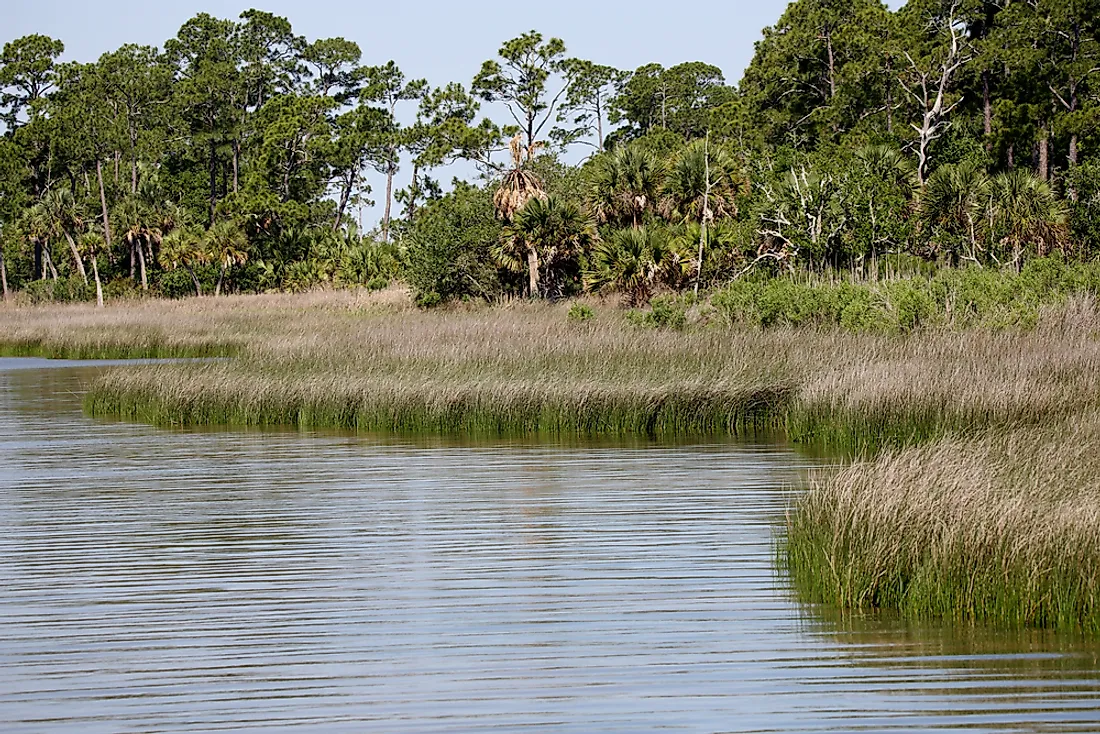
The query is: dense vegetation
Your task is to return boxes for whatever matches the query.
[1,0,1099,306]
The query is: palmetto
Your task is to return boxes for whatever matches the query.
[498,196,593,298]
[585,145,663,228]
[159,228,208,297]
[203,220,250,297]
[586,225,689,306]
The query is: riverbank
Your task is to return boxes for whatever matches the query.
[4,284,1100,631]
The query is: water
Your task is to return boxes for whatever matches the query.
[1,357,1098,732]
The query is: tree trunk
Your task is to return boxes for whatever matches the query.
[982,70,992,149]
[0,245,8,300]
[382,157,395,243]
[407,161,420,224]
[334,170,355,232]
[96,160,112,252]
[526,247,540,298]
[209,140,218,225]
[232,140,240,194]
[215,265,225,297]
[187,266,202,297]
[91,250,103,308]
[138,241,147,291]
[63,231,88,285]
[44,247,59,281]
[1038,124,1049,181]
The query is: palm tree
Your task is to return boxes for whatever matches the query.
[585,145,664,228]
[494,134,547,222]
[78,232,105,308]
[919,161,991,265]
[990,169,1069,267]
[23,205,58,281]
[203,221,249,297]
[853,144,917,190]
[659,139,746,224]
[660,138,747,294]
[498,196,594,299]
[159,228,207,297]
[41,189,88,285]
[114,195,162,291]
[586,226,689,306]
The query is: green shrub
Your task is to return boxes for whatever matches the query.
[567,302,595,322]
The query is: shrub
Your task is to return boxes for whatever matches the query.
[567,302,595,322]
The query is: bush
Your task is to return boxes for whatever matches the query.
[405,183,503,303]
[19,276,93,304]
[567,302,595,322]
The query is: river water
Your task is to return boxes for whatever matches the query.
[1,358,1098,732]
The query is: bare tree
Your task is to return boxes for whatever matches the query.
[897,1,971,187]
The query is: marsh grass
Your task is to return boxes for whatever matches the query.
[8,285,1100,629]
[784,420,1100,631]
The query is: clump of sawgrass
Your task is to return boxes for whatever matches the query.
[783,418,1100,631]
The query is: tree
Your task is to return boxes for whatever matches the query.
[609,62,734,142]
[363,61,427,242]
[739,0,894,146]
[585,145,663,228]
[160,227,207,296]
[555,59,624,150]
[498,195,593,298]
[586,226,687,305]
[166,14,242,222]
[0,34,65,129]
[989,168,1068,265]
[473,31,575,153]
[40,188,88,284]
[896,0,973,186]
[204,220,249,296]
[494,134,547,221]
[919,159,990,263]
[405,183,503,303]
[302,37,363,103]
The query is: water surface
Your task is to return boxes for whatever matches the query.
[1,357,1098,732]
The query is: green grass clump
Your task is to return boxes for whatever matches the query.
[783,423,1100,632]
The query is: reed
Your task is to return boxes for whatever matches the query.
[783,420,1100,632]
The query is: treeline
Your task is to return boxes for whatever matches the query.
[0,0,1099,305]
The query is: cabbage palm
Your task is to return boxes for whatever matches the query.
[919,161,991,264]
[990,169,1069,266]
[586,226,689,306]
[498,196,594,298]
[41,189,88,285]
[160,228,207,297]
[203,221,249,297]
[585,146,663,228]
[23,205,58,281]
[114,195,162,290]
[659,139,747,224]
[494,134,547,222]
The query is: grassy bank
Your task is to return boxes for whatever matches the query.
[5,272,1100,631]
[784,421,1100,631]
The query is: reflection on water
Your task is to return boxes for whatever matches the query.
[0,357,1097,732]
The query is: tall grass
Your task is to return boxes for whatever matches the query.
[784,421,1100,632]
[8,280,1100,630]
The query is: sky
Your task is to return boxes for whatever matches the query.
[5,0,906,228]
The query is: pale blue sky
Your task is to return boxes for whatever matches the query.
[6,0,905,228]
